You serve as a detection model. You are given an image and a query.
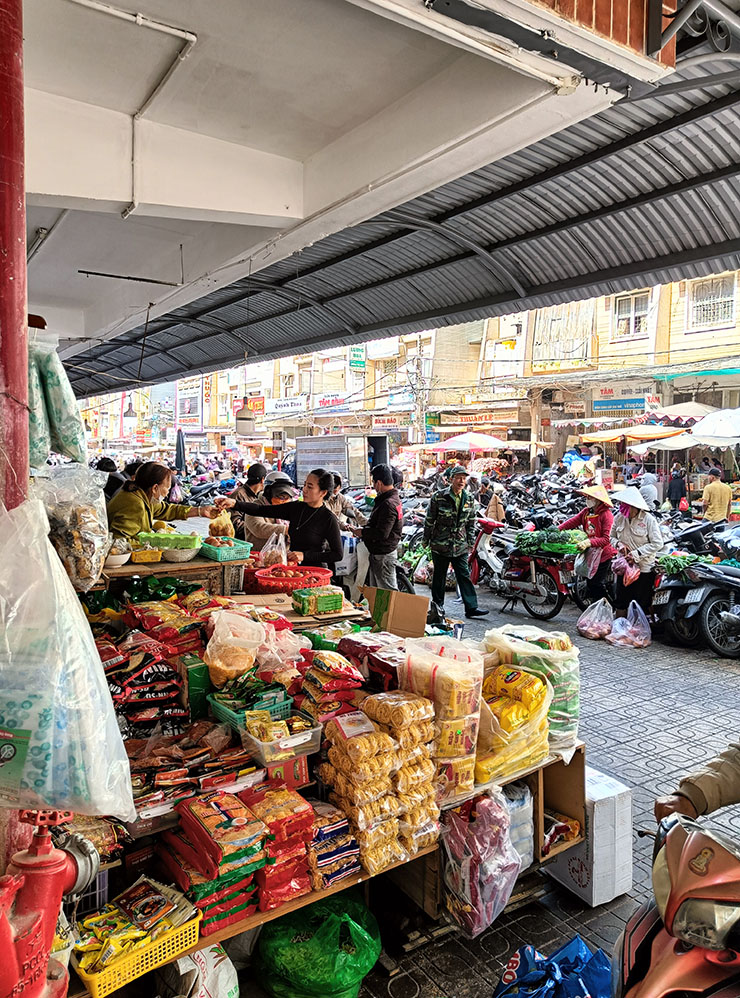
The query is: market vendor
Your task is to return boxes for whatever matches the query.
[609,486,663,616]
[236,471,297,549]
[557,485,615,601]
[215,467,343,567]
[107,462,214,539]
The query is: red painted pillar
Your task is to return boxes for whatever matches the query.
[0,0,28,510]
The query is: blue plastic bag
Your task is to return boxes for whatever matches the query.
[493,936,611,998]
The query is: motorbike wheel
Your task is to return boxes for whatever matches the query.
[396,565,415,595]
[663,616,702,648]
[522,572,565,620]
[700,595,740,658]
[571,576,591,611]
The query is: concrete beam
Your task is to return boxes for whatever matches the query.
[25,89,304,226]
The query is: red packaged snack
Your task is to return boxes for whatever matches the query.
[256,854,309,889]
[302,699,357,724]
[303,669,361,695]
[200,897,259,935]
[95,640,129,672]
[258,873,312,912]
[117,630,170,657]
[127,601,200,637]
[239,784,315,844]
[310,651,363,684]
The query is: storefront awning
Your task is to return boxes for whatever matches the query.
[580,426,685,445]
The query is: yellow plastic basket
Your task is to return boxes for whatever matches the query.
[72,913,201,998]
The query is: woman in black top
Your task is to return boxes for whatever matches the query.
[215,468,343,567]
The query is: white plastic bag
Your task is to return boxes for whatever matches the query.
[576,598,613,640]
[574,546,601,579]
[606,600,651,648]
[32,464,110,592]
[262,531,288,566]
[0,500,135,820]
[502,782,535,871]
[334,533,358,576]
[155,943,239,998]
[32,338,86,463]
[204,610,265,687]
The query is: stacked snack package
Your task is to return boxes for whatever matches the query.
[337,631,404,688]
[239,784,315,912]
[319,696,439,876]
[400,638,484,804]
[157,791,268,935]
[299,649,365,724]
[474,666,552,785]
[307,799,361,889]
[481,625,580,755]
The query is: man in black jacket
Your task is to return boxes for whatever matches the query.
[351,464,402,589]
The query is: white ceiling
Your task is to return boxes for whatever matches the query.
[24,0,459,159]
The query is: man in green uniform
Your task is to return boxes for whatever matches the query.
[424,466,489,619]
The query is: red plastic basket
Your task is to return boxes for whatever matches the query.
[255,565,333,593]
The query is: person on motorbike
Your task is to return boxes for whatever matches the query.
[610,486,663,616]
[655,740,740,822]
[478,477,493,507]
[557,485,615,601]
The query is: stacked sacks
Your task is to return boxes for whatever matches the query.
[360,692,440,855]
[307,800,361,889]
[158,791,268,935]
[474,666,552,785]
[481,625,579,755]
[300,650,364,724]
[239,784,315,912]
[400,638,484,803]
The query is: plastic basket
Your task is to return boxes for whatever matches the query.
[68,869,109,918]
[240,716,322,765]
[200,537,254,562]
[207,693,293,731]
[255,565,333,593]
[72,913,201,998]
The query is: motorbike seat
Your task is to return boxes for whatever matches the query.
[714,564,740,580]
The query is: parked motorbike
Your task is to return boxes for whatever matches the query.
[679,561,740,658]
[468,517,572,620]
[613,813,740,996]
[652,521,719,647]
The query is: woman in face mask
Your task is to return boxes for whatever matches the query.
[609,486,663,616]
[557,485,616,601]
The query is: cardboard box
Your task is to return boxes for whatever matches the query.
[546,766,632,907]
[361,586,428,638]
[265,753,310,789]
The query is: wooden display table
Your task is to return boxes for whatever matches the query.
[103,556,254,596]
[231,592,370,629]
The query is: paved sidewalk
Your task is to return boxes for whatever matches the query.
[358,589,740,998]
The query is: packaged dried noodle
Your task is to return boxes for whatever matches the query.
[361,690,434,727]
[393,757,436,794]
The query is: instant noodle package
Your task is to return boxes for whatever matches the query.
[399,637,485,803]
[307,800,361,890]
[475,667,552,785]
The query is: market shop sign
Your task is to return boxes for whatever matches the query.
[176,376,203,431]
[441,410,519,425]
[373,413,411,430]
[348,345,366,370]
[264,394,309,417]
[246,395,265,416]
[314,393,352,413]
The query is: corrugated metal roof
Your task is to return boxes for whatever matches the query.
[68,57,740,396]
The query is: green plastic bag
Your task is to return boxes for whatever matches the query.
[257,892,381,998]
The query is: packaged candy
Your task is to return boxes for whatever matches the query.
[393,758,436,794]
[435,757,475,802]
[484,666,546,711]
[434,715,479,757]
[361,690,435,727]
[112,877,176,931]
[311,651,364,684]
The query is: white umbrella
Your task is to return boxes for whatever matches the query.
[691,407,740,438]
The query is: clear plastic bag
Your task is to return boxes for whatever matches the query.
[612,554,629,576]
[262,531,288,567]
[482,626,579,754]
[204,610,265,686]
[0,500,135,820]
[32,464,110,592]
[606,600,651,648]
[209,510,235,538]
[574,546,601,579]
[502,782,534,871]
[576,598,613,640]
[441,791,522,938]
[28,350,52,469]
[475,678,553,784]
[32,338,86,463]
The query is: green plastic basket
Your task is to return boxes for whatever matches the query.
[207,693,292,731]
[199,537,254,562]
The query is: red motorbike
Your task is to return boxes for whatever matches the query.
[468,518,575,620]
[613,814,740,996]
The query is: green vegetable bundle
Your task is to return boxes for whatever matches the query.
[515,528,587,555]
[656,553,712,580]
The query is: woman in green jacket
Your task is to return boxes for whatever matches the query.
[107,462,213,539]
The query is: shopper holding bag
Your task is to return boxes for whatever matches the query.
[609,486,663,616]
[557,484,615,602]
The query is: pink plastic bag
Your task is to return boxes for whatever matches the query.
[623,562,641,586]
[574,546,601,580]
[441,791,522,938]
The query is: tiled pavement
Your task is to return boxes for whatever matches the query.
[356,590,740,998]
[240,590,740,997]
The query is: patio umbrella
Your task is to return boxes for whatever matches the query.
[430,431,509,452]
[175,428,186,474]
[690,407,740,438]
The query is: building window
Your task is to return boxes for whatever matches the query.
[689,275,736,331]
[298,369,312,394]
[613,292,649,340]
